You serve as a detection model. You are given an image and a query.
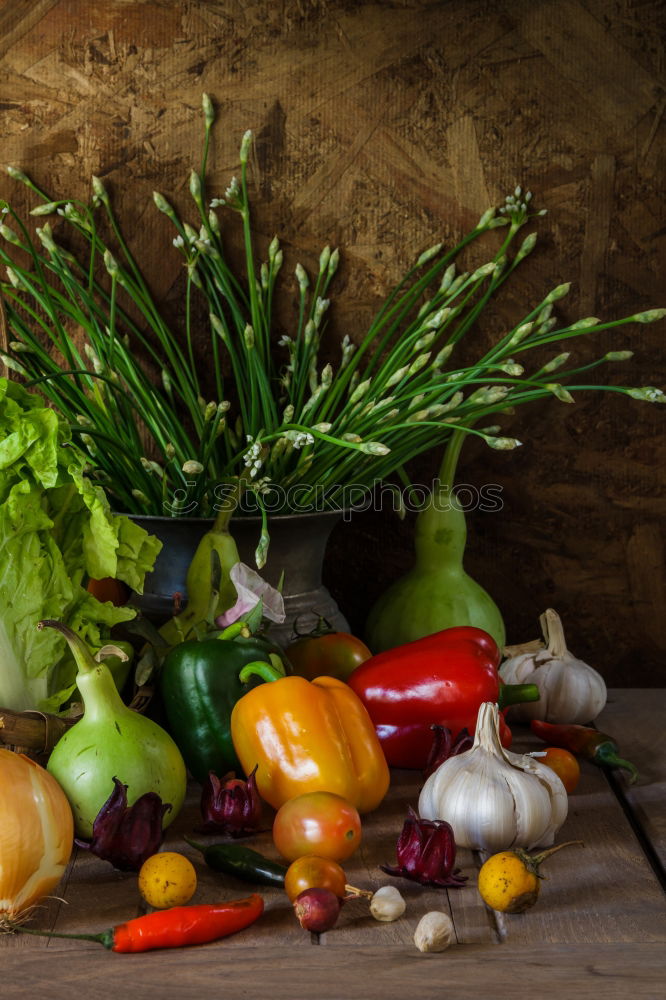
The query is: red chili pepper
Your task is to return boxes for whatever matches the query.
[530,719,639,784]
[12,895,264,952]
[347,626,539,769]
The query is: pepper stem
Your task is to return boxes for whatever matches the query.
[526,840,585,870]
[497,682,540,710]
[218,621,251,641]
[238,660,285,684]
[539,608,568,658]
[594,743,639,783]
[6,921,113,950]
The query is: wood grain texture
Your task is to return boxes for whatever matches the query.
[2,943,666,1000]
[598,688,666,874]
[0,0,664,683]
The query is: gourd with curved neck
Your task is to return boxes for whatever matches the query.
[365,430,505,652]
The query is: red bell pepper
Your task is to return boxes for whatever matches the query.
[348,626,537,769]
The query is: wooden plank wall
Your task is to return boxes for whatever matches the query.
[0,0,664,684]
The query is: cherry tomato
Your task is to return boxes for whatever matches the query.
[272,791,362,862]
[86,577,131,606]
[284,856,347,902]
[539,746,581,793]
[286,630,372,681]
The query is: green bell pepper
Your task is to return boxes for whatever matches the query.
[159,624,290,784]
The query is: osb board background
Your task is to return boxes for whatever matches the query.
[0,0,664,685]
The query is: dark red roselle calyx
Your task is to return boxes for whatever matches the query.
[381,806,467,888]
[75,777,171,871]
[423,725,473,779]
[198,765,263,837]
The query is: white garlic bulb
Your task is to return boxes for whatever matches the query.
[500,608,607,724]
[418,702,568,853]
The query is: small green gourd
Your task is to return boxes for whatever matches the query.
[159,497,241,646]
[366,431,505,652]
[41,620,187,839]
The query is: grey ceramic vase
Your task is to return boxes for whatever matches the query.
[128,510,349,647]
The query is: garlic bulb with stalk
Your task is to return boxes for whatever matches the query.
[499,608,607,724]
[418,702,568,853]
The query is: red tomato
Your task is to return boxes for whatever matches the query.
[284,856,347,902]
[286,631,372,682]
[272,791,362,862]
[86,577,130,606]
[539,747,581,793]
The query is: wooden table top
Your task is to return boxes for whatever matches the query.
[3,689,665,999]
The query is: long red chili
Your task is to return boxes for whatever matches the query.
[530,719,639,784]
[13,895,264,952]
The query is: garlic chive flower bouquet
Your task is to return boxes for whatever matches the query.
[1,93,664,564]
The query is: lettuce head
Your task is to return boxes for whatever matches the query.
[0,378,162,712]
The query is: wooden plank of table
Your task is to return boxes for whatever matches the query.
[597,688,666,875]
[2,942,665,1000]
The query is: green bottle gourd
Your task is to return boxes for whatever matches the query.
[42,620,187,839]
[366,431,505,653]
[159,491,241,647]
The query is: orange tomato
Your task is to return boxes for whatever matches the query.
[273,791,362,862]
[286,631,372,682]
[539,746,581,793]
[284,856,347,902]
[86,577,131,606]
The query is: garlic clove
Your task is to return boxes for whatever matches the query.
[414,911,455,952]
[370,885,406,922]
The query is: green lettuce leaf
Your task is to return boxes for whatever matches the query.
[0,378,161,712]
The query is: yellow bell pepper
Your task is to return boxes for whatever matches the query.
[230,671,390,813]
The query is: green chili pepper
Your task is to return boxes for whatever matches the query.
[185,837,287,887]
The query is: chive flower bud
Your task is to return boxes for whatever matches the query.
[439,263,456,292]
[30,202,60,216]
[626,386,666,403]
[349,377,371,403]
[541,352,571,373]
[545,282,571,304]
[0,223,21,245]
[328,247,340,276]
[182,460,204,475]
[152,190,177,219]
[189,169,203,206]
[604,350,633,362]
[0,353,27,375]
[91,175,109,207]
[6,165,30,184]
[319,245,331,273]
[239,129,253,164]
[202,93,215,127]
[295,262,308,291]
[630,308,666,323]
[360,441,390,455]
[416,243,443,267]
[546,383,575,403]
[486,436,522,450]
